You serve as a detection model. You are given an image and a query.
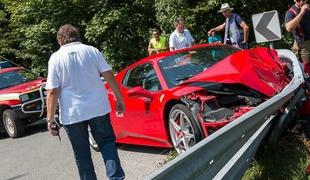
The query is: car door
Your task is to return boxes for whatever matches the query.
[118,63,167,145]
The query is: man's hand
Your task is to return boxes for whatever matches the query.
[115,99,125,117]
[207,29,213,36]
[47,121,60,136]
[301,4,310,15]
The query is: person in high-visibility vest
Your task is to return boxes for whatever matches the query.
[148,29,169,55]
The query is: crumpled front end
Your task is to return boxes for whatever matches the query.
[181,88,263,137]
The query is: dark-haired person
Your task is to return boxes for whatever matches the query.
[285,0,310,74]
[148,29,169,55]
[169,18,195,51]
[46,24,125,180]
[208,3,249,49]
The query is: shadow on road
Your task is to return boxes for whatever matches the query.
[6,173,28,180]
[24,120,48,136]
[117,144,171,155]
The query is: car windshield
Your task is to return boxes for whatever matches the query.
[0,69,38,90]
[158,45,239,88]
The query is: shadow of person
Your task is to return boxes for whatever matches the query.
[23,119,48,137]
[116,144,171,155]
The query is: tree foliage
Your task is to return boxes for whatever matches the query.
[0,0,295,73]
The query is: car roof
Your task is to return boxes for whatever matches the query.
[0,67,23,74]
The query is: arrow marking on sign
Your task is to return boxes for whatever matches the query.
[255,11,280,40]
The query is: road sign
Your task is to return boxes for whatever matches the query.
[252,10,282,43]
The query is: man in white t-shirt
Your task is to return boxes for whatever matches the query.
[46,24,125,180]
[169,18,195,51]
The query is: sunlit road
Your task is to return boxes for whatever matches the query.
[0,120,169,180]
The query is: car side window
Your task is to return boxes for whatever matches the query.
[124,63,162,92]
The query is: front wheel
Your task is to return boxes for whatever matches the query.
[168,104,203,154]
[3,109,25,138]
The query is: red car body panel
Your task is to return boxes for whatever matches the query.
[106,44,292,148]
[185,48,289,97]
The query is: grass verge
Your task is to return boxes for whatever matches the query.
[243,132,309,180]
[160,131,310,179]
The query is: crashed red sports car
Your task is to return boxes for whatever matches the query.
[105,44,293,153]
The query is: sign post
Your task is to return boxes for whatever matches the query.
[252,10,282,49]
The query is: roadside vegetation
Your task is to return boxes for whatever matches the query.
[243,132,309,180]
[1,1,308,178]
[0,0,292,73]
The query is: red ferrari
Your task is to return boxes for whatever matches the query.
[105,44,292,153]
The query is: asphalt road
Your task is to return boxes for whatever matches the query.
[0,120,169,180]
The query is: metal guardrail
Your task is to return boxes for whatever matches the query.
[145,49,305,180]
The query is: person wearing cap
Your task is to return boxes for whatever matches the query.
[208,3,249,49]
[169,17,195,51]
[285,0,310,74]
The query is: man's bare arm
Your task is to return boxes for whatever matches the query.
[47,88,60,121]
[286,4,309,32]
[101,70,125,114]
[46,88,60,135]
[208,23,225,35]
[240,21,249,43]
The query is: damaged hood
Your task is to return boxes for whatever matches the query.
[183,47,288,97]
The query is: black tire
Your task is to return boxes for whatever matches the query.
[88,128,100,152]
[168,104,203,154]
[3,109,25,138]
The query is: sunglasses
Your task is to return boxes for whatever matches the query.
[296,0,305,2]
[153,33,158,36]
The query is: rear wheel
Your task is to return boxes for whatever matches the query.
[3,109,25,138]
[168,104,203,154]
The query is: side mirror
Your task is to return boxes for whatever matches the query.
[127,86,153,101]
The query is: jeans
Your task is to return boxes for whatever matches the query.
[63,114,125,180]
[232,42,248,49]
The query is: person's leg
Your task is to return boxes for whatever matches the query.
[89,114,125,180]
[292,41,301,62]
[301,40,310,75]
[63,121,97,180]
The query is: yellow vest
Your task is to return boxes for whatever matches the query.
[150,36,167,51]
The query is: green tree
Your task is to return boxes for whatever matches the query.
[85,0,156,71]
[155,0,292,47]
[0,0,296,73]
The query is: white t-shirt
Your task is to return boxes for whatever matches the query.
[46,42,112,125]
[169,29,194,50]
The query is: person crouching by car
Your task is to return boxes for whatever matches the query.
[208,31,222,44]
[46,24,125,180]
[148,29,169,55]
